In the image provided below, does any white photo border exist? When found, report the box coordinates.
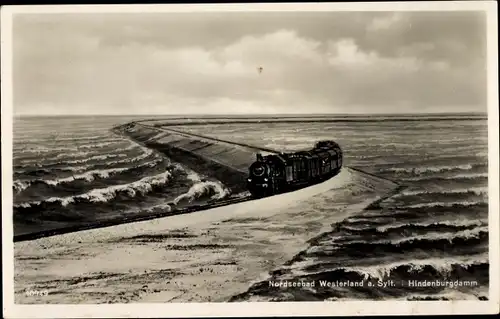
[2,1,498,317]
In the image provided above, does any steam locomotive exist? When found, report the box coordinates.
[246,140,343,198]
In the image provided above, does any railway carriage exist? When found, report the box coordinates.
[246,140,343,197]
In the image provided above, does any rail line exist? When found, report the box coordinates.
[135,121,280,154]
[13,196,253,242]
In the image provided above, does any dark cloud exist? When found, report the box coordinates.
[12,11,488,115]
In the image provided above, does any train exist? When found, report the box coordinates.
[246,140,343,198]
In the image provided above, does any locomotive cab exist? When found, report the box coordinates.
[247,159,271,198]
[247,153,286,198]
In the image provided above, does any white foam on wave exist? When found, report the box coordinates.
[403,287,488,301]
[407,200,486,209]
[381,164,476,174]
[375,219,487,232]
[53,142,139,160]
[15,144,156,174]
[14,146,78,155]
[15,135,115,145]
[13,180,30,193]
[348,253,488,280]
[397,187,488,197]
[14,168,129,191]
[13,165,92,176]
[285,253,488,280]
[344,217,379,224]
[388,226,488,245]
[54,150,109,160]
[172,169,230,205]
[329,225,488,249]
[60,153,129,165]
[14,167,132,192]
[52,135,117,142]
[173,181,231,205]
[149,203,172,213]
[16,151,129,167]
[103,147,155,166]
[14,161,162,192]
[19,169,178,207]
[44,167,133,185]
[405,172,488,181]
[78,141,126,150]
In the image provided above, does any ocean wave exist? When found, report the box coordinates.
[173,180,230,205]
[350,141,476,150]
[379,164,479,174]
[397,187,487,197]
[359,202,488,221]
[53,150,115,160]
[13,180,30,193]
[385,189,487,208]
[14,146,79,155]
[403,173,488,181]
[303,227,489,260]
[13,160,164,197]
[16,169,177,208]
[338,219,487,235]
[364,156,488,172]
[346,140,487,153]
[49,142,139,160]
[338,226,488,249]
[14,140,131,157]
[343,254,488,281]
[13,166,93,179]
[144,202,172,213]
[14,135,119,146]
[14,147,158,179]
[14,167,131,191]
[343,217,389,225]
[57,153,130,165]
[406,201,487,209]
[405,293,485,301]
[238,257,489,301]
[401,175,488,189]
[104,147,155,166]
[78,141,128,150]
[14,152,130,168]
[288,252,488,282]
[374,219,487,233]
[45,135,114,142]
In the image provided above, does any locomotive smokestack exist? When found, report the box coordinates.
[256,153,263,161]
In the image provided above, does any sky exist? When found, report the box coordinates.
[12,10,487,115]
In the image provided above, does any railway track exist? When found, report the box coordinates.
[13,195,253,242]
[135,121,280,154]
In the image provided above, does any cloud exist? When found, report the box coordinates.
[367,12,404,31]
[12,11,487,115]
[221,30,323,65]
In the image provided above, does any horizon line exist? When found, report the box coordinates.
[13,111,488,117]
